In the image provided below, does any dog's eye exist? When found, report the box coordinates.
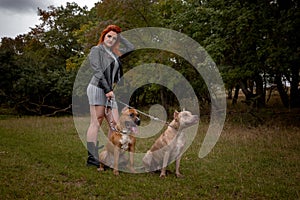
[129,113,134,118]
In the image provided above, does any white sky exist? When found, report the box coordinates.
[0,0,100,38]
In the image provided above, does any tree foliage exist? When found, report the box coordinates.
[0,0,299,115]
[0,3,89,115]
[162,0,299,108]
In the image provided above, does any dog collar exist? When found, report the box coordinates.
[168,124,179,131]
[111,126,127,134]
[120,129,129,134]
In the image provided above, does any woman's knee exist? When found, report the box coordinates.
[97,115,105,124]
[90,106,105,123]
[89,119,100,129]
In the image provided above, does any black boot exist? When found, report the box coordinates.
[86,142,101,168]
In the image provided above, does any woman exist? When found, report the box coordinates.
[86,25,134,167]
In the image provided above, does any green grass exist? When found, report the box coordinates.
[0,115,299,199]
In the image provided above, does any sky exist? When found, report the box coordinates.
[0,0,100,39]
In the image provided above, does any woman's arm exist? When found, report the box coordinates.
[119,34,135,57]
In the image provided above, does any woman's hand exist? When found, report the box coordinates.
[106,91,115,100]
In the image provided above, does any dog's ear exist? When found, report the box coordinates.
[174,110,179,120]
[121,107,129,113]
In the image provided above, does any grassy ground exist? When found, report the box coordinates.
[0,111,299,199]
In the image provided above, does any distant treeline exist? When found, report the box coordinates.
[0,0,299,115]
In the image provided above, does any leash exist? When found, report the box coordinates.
[115,99,170,126]
[105,98,136,134]
[105,99,132,150]
[105,98,176,132]
[105,99,119,133]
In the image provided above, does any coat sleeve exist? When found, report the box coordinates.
[119,35,135,57]
[88,46,112,94]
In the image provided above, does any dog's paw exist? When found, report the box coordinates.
[159,174,166,178]
[113,170,119,176]
[176,173,184,178]
[129,168,137,174]
[97,167,104,172]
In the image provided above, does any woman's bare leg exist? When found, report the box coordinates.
[86,105,106,167]
[86,105,105,144]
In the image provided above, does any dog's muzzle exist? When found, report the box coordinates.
[125,116,140,134]
[129,113,141,126]
[135,117,141,126]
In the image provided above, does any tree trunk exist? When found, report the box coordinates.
[160,87,167,109]
[232,84,240,105]
[275,74,289,108]
[239,79,253,101]
[228,87,233,100]
[290,65,300,108]
[254,75,265,108]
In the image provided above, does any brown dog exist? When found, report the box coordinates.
[143,110,199,178]
[99,107,140,175]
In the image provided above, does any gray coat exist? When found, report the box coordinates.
[88,36,134,94]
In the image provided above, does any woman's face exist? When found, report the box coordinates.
[103,31,118,48]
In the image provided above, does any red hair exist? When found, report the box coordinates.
[97,25,122,56]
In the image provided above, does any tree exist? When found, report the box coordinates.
[2,0,299,115]
[165,0,300,108]
[0,3,90,115]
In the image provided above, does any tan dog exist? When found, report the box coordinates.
[143,110,199,178]
[99,107,140,175]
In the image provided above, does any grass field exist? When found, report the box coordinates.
[0,110,299,199]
